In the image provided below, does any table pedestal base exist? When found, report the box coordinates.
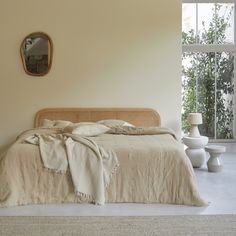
[207,157,222,172]
[185,148,206,168]
[205,145,226,172]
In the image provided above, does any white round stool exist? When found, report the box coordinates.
[182,136,208,168]
[205,145,226,172]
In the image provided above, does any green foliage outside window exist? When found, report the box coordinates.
[182,4,234,139]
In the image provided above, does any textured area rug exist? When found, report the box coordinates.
[0,215,236,236]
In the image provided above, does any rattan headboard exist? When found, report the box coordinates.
[34,108,161,128]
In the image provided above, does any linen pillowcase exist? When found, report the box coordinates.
[64,122,110,136]
[41,119,55,128]
[54,120,72,128]
[41,119,72,128]
[97,119,134,128]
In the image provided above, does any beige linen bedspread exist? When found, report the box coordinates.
[0,127,207,207]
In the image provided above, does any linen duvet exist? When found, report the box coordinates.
[0,126,207,207]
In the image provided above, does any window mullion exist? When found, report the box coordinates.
[196,3,199,111]
[196,3,199,44]
[183,0,236,3]
[214,4,217,139]
[214,53,217,139]
[182,44,236,52]
[234,3,236,140]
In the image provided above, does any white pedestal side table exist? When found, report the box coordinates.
[182,136,209,168]
[205,145,226,172]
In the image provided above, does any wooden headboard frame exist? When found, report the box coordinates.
[34,108,161,128]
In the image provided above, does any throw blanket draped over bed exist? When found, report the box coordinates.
[22,128,119,205]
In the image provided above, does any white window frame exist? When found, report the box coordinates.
[182,0,236,142]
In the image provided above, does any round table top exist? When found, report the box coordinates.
[182,136,209,149]
[182,135,209,141]
[205,145,226,153]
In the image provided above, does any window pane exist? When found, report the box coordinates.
[182,52,197,134]
[198,3,215,44]
[196,52,216,138]
[182,3,196,44]
[182,51,235,140]
[216,52,234,139]
[216,4,234,44]
[182,52,217,138]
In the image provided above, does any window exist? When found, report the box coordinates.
[182,1,235,140]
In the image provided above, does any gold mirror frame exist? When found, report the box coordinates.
[20,32,53,76]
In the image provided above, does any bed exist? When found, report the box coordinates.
[0,108,207,207]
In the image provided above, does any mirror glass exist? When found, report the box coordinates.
[20,32,53,76]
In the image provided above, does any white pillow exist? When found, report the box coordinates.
[41,119,72,128]
[41,119,55,127]
[97,119,134,127]
[64,122,110,136]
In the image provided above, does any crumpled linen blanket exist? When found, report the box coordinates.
[24,128,119,205]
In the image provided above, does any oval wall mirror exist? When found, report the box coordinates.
[20,32,53,76]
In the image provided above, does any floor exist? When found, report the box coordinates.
[0,143,235,216]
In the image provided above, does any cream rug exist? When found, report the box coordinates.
[0,215,236,236]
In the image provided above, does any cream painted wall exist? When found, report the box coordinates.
[0,0,181,153]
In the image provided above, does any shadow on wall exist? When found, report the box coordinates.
[168,120,181,140]
[0,142,14,157]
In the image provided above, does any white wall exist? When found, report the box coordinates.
[0,0,181,153]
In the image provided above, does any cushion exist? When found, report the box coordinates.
[97,119,134,128]
[41,119,72,128]
[54,120,72,128]
[41,119,55,128]
[64,122,110,136]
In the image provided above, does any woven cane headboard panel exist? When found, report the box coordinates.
[35,108,161,128]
